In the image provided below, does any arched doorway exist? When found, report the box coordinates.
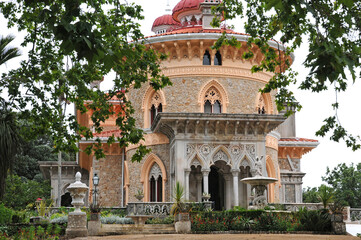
[209,161,231,210]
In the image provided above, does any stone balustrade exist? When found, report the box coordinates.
[269,203,324,211]
[127,202,212,217]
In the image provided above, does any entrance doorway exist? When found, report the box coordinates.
[209,161,231,210]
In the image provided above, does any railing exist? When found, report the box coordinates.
[126,202,213,217]
[269,203,324,211]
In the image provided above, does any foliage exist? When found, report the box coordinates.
[89,203,101,213]
[35,198,54,218]
[0,224,64,239]
[213,0,361,150]
[1,174,51,210]
[317,184,334,209]
[229,216,252,231]
[0,105,21,200]
[0,35,20,66]
[0,204,13,225]
[50,215,68,224]
[145,216,174,224]
[303,187,320,203]
[297,208,332,232]
[100,216,133,224]
[0,0,171,163]
[253,212,288,231]
[191,214,228,232]
[323,162,361,207]
[170,182,188,215]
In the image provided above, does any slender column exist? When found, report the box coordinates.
[224,174,232,209]
[202,169,210,194]
[232,169,240,207]
[196,174,203,202]
[185,168,191,200]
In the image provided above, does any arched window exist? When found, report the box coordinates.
[203,87,222,113]
[214,50,222,65]
[150,93,163,126]
[203,50,211,65]
[149,163,163,202]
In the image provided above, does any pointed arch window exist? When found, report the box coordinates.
[214,50,222,65]
[150,93,163,126]
[204,87,222,113]
[203,50,211,65]
[149,163,163,202]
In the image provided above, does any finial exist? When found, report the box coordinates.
[165,0,171,12]
[75,172,81,182]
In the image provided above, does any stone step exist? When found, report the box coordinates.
[99,224,176,235]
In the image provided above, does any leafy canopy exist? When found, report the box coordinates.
[0,0,171,161]
[323,162,361,208]
[213,0,361,150]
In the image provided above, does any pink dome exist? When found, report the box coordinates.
[152,14,179,29]
[172,0,205,22]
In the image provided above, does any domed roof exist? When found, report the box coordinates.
[172,0,204,22]
[152,14,179,29]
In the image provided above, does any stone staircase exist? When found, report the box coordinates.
[98,224,176,235]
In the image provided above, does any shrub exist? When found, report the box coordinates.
[100,216,133,224]
[253,212,288,231]
[0,204,13,225]
[146,216,174,224]
[298,208,332,232]
[229,216,252,231]
[50,215,68,224]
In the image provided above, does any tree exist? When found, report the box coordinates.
[0,1,171,162]
[213,0,361,150]
[0,35,20,66]
[0,35,21,200]
[317,184,334,209]
[322,162,361,207]
[303,186,319,203]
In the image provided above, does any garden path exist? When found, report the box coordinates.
[74,233,359,240]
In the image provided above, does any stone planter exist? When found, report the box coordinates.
[174,213,191,234]
[202,196,211,202]
[135,194,144,201]
[90,212,100,221]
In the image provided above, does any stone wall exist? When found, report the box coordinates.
[94,155,123,207]
[126,144,170,203]
[127,76,275,128]
[266,146,280,203]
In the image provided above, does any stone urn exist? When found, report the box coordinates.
[66,172,89,238]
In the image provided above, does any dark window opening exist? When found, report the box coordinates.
[150,105,156,125]
[214,51,222,65]
[213,100,221,113]
[150,176,156,202]
[204,100,212,113]
[203,50,211,65]
[157,176,162,202]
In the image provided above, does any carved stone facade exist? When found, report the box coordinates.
[40,0,318,208]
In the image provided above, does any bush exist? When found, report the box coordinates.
[253,212,288,231]
[229,216,252,231]
[298,208,332,232]
[0,204,13,225]
[100,216,133,224]
[146,216,174,224]
[50,215,68,224]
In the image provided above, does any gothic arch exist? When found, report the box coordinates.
[140,153,167,202]
[198,80,229,113]
[266,155,277,203]
[124,161,130,205]
[142,86,167,128]
[236,153,255,169]
[188,154,206,169]
[255,92,273,114]
[210,146,232,167]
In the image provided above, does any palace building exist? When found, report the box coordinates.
[40,0,319,210]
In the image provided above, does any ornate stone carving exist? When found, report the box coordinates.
[191,158,202,168]
[240,159,250,168]
[213,150,228,163]
[200,144,211,155]
[149,163,162,180]
[230,145,241,155]
[150,92,162,109]
[246,144,256,159]
[186,144,195,156]
[204,87,221,104]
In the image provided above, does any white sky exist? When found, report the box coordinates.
[1,0,360,188]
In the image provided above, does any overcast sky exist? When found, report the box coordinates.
[1,0,360,188]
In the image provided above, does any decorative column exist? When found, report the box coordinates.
[185,168,191,200]
[231,169,240,207]
[202,169,210,194]
[66,172,89,238]
[196,174,203,202]
[224,174,232,209]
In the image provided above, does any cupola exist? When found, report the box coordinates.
[172,0,204,27]
[152,14,180,34]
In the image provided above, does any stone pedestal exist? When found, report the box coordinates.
[174,213,191,234]
[66,212,88,238]
[331,213,346,234]
[88,219,101,236]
